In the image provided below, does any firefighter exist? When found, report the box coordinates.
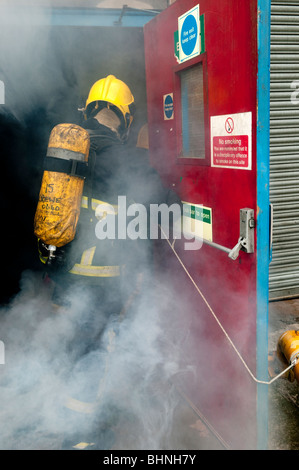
[38,77,136,292]
[38,75,179,319]
[36,75,181,448]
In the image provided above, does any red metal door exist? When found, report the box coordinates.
[144,0,270,450]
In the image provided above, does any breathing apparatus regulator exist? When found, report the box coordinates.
[34,75,134,265]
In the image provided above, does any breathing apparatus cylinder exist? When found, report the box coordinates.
[277,330,299,383]
[34,123,90,254]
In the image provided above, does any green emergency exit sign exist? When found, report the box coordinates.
[182,202,213,242]
[183,204,211,224]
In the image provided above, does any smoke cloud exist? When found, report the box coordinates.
[0,4,65,122]
[0,262,197,450]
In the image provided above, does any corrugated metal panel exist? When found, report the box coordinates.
[270,0,299,299]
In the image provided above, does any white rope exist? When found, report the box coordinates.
[162,230,298,386]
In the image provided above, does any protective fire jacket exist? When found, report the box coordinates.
[40,118,181,301]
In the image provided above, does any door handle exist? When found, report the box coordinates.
[228,209,255,260]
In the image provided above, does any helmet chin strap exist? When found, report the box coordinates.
[120,127,130,143]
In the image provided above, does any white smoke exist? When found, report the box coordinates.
[0,266,195,450]
[0,3,64,122]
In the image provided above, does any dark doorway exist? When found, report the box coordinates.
[0,23,147,304]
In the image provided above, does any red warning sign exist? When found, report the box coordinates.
[212,135,249,168]
[210,112,252,170]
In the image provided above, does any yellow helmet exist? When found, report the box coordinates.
[84,75,135,129]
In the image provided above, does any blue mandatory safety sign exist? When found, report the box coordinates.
[181,14,198,56]
[164,93,174,120]
[178,4,200,63]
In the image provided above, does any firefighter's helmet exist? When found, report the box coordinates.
[84,75,135,130]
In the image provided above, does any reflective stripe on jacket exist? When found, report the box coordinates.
[68,197,121,278]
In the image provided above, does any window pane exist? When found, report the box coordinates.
[180,63,205,159]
